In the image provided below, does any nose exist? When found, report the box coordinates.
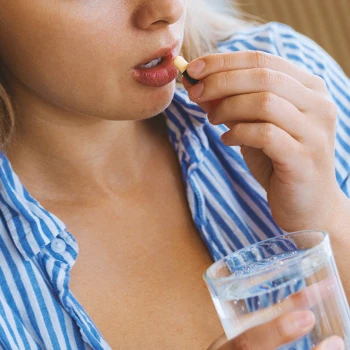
[134,0,185,30]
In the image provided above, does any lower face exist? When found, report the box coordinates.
[0,1,187,122]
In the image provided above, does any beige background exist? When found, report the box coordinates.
[234,0,350,76]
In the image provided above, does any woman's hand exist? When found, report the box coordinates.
[207,279,344,349]
[208,312,344,350]
[208,279,344,350]
[183,51,348,232]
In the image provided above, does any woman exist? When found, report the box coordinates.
[0,0,348,349]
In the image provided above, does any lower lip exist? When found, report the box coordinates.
[132,53,178,88]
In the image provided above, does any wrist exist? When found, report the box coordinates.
[322,188,350,298]
[323,188,350,237]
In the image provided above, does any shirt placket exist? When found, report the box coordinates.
[36,230,111,350]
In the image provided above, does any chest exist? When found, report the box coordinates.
[67,206,223,349]
[45,163,224,349]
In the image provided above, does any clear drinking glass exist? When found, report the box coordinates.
[203,230,350,349]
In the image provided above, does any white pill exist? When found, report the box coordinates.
[173,56,188,74]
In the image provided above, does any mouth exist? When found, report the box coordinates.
[138,57,164,69]
[135,40,180,69]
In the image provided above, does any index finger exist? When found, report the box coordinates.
[186,51,321,91]
[236,278,335,333]
[217,310,315,350]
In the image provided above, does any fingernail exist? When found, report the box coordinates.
[189,81,204,100]
[294,310,315,330]
[323,336,344,350]
[187,59,206,77]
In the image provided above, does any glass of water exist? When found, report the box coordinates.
[203,230,350,349]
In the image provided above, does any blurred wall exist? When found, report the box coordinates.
[236,0,350,76]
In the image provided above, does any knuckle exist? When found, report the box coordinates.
[248,51,258,67]
[232,124,242,138]
[274,319,291,342]
[260,123,275,145]
[258,68,277,90]
[257,92,276,116]
[218,53,233,71]
[253,51,272,68]
[312,75,328,91]
[323,99,338,122]
[217,72,229,91]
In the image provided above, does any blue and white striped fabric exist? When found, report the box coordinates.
[0,22,349,349]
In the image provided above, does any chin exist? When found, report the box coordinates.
[137,82,176,119]
[75,81,177,122]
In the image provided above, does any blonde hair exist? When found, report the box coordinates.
[0,0,257,150]
[181,0,257,63]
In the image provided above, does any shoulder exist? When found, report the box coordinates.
[217,21,288,55]
[219,22,349,82]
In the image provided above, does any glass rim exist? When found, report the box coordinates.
[203,230,329,285]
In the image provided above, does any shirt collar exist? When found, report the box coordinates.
[0,88,208,261]
[165,87,209,168]
[0,153,66,261]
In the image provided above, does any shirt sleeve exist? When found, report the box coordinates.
[271,22,350,192]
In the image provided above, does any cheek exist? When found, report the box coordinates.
[0,3,136,118]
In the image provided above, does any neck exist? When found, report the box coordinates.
[6,96,169,203]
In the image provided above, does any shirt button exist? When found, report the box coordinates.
[51,238,67,253]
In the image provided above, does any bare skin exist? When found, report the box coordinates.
[36,116,224,348]
[0,0,226,348]
[0,0,349,349]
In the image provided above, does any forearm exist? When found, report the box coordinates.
[324,191,350,301]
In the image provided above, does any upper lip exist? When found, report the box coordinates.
[135,39,180,67]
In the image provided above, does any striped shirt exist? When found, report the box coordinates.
[0,22,349,349]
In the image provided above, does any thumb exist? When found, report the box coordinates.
[181,76,223,115]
